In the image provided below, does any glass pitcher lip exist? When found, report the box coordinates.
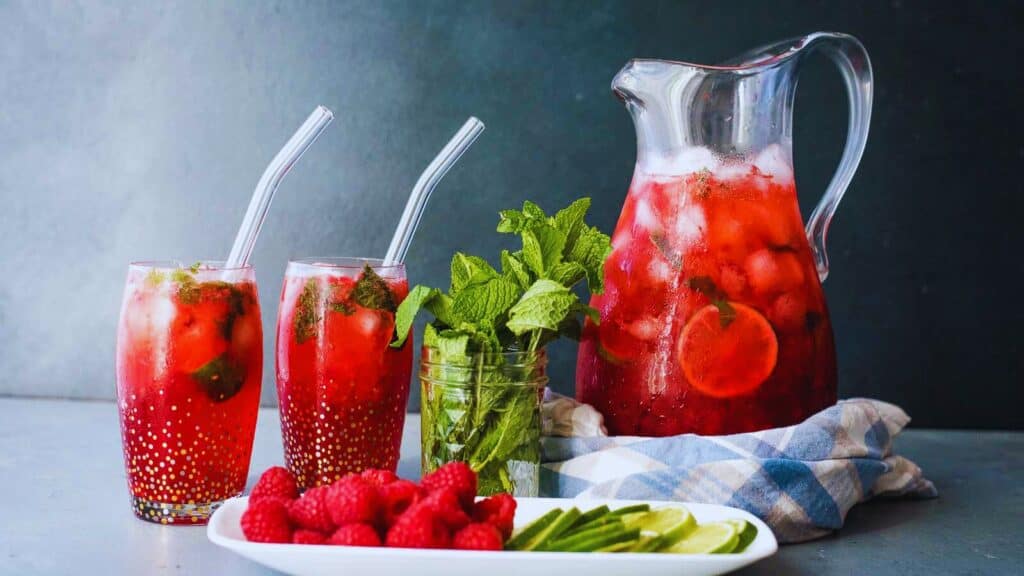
[622,32,847,74]
[625,54,794,73]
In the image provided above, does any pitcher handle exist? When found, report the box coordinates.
[800,33,873,281]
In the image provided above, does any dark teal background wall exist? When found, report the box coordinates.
[0,1,1020,428]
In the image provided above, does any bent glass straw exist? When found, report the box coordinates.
[384,117,485,265]
[226,106,334,268]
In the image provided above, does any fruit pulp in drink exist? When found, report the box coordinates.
[116,263,262,523]
[577,154,837,436]
[276,260,412,489]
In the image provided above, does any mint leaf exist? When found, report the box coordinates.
[497,200,548,235]
[469,384,535,470]
[145,269,166,287]
[418,198,612,496]
[330,300,355,315]
[387,198,611,359]
[450,253,498,295]
[506,279,579,336]
[435,329,471,362]
[553,197,591,253]
[547,261,587,288]
[422,322,440,348]
[352,264,397,312]
[171,269,201,304]
[425,292,460,327]
[391,285,438,348]
[522,223,566,276]
[686,276,736,327]
[294,279,322,344]
[192,355,245,402]
[523,200,547,220]
[468,382,540,495]
[452,276,521,324]
[573,301,601,324]
[686,276,723,299]
[651,232,682,269]
[497,209,528,234]
[501,250,532,290]
[566,225,612,294]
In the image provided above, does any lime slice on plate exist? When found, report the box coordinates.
[621,507,693,533]
[665,521,739,554]
[725,519,758,553]
[620,507,698,551]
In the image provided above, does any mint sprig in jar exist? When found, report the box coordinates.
[390,198,611,496]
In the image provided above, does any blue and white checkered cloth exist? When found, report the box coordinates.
[539,394,937,543]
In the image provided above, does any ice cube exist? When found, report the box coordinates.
[633,198,661,233]
[626,316,661,342]
[149,293,176,336]
[673,204,706,244]
[753,144,794,184]
[355,309,382,336]
[639,147,719,177]
[716,160,751,182]
[648,256,673,284]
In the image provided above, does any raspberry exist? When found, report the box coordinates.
[241,499,292,543]
[249,466,299,504]
[360,468,399,487]
[385,503,452,549]
[328,523,382,547]
[421,487,470,531]
[326,476,380,527]
[472,493,517,539]
[286,486,335,533]
[292,529,327,545]
[420,462,477,510]
[379,479,423,526]
[453,523,503,551]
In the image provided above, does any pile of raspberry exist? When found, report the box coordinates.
[240,462,517,551]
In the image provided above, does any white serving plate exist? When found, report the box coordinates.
[208,496,777,576]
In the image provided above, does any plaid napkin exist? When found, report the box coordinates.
[539,393,937,543]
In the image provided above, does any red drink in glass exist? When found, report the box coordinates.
[276,258,412,489]
[577,154,837,436]
[115,262,262,524]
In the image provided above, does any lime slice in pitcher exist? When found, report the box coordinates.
[664,521,739,554]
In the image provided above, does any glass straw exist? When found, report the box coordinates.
[226,106,335,268]
[384,117,485,264]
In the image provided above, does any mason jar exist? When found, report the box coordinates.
[420,347,548,496]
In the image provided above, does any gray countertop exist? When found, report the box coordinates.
[0,397,1020,575]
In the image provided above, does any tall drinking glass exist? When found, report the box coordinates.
[115,261,262,524]
[276,258,412,489]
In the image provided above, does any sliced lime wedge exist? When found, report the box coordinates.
[619,507,698,551]
[570,505,610,530]
[596,540,636,553]
[505,508,562,550]
[518,507,581,551]
[665,522,739,554]
[725,519,758,553]
[622,507,695,534]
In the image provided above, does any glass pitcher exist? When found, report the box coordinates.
[576,32,872,436]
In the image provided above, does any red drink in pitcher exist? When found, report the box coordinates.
[276,258,412,489]
[116,262,262,523]
[579,36,872,436]
[577,148,837,436]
